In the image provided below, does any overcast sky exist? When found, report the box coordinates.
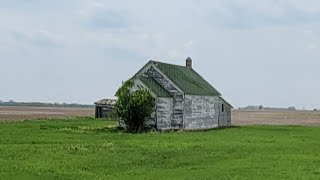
[1,0,320,108]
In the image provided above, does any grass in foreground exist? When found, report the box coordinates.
[0,117,320,179]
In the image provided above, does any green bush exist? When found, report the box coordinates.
[114,80,155,133]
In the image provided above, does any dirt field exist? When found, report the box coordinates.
[0,106,94,122]
[1,106,320,126]
[232,109,320,126]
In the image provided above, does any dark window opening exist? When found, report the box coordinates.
[222,104,224,112]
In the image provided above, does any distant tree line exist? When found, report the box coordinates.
[0,100,94,108]
[240,105,296,111]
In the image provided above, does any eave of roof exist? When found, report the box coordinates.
[219,97,233,108]
[95,99,116,105]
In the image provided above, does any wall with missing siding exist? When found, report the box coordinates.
[156,97,173,130]
[184,95,219,130]
[145,66,184,129]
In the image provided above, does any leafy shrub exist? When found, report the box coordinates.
[114,80,155,133]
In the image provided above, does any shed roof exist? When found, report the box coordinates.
[95,99,116,105]
[219,97,233,108]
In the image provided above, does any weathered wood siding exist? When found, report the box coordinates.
[145,111,156,128]
[217,99,232,127]
[95,105,113,118]
[145,66,184,129]
[156,97,173,130]
[184,95,219,130]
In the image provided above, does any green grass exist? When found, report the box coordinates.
[0,118,320,180]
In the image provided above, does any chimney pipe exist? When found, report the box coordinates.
[186,57,192,68]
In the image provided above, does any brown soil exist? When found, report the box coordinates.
[232,109,320,126]
[1,106,320,126]
[0,106,94,122]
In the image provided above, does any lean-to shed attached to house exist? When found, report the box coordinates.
[94,99,116,118]
[127,57,232,130]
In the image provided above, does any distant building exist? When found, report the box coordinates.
[94,99,116,118]
[122,57,233,130]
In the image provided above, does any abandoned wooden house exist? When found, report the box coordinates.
[126,57,232,130]
[94,99,116,118]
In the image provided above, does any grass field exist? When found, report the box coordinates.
[1,118,320,179]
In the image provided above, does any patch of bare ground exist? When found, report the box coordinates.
[2,106,320,126]
[232,109,320,126]
[0,106,94,122]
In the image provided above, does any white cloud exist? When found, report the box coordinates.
[92,1,104,8]
[184,40,194,49]
[308,44,317,49]
[303,29,313,35]
[77,0,106,16]
[290,0,320,13]
[168,50,183,59]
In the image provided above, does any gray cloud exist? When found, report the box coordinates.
[207,0,320,29]
[86,11,128,29]
[11,30,62,48]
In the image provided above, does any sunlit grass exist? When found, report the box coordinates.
[0,118,319,179]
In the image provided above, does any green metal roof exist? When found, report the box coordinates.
[138,76,171,97]
[153,61,221,96]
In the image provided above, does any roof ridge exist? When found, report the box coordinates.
[152,60,221,96]
[133,59,222,97]
[150,60,186,68]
